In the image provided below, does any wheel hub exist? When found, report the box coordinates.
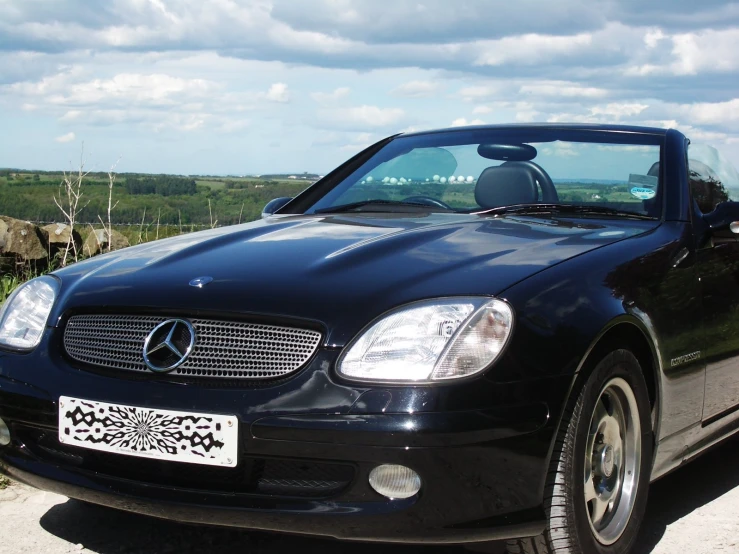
[600,444,615,478]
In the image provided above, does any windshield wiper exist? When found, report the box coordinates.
[476,203,657,221]
[314,199,451,214]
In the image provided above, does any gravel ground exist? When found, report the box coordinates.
[2,439,739,554]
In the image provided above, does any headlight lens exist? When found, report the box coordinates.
[338,297,513,383]
[0,276,59,351]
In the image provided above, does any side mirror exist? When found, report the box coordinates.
[704,201,739,243]
[261,197,293,218]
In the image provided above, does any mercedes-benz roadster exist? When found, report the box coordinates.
[2,124,739,554]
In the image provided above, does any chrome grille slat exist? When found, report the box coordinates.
[64,315,322,380]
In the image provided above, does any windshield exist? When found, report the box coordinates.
[304,129,664,218]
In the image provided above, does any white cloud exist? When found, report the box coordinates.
[340,132,376,152]
[263,82,290,103]
[451,118,485,127]
[639,119,680,130]
[680,99,739,125]
[155,113,208,132]
[623,64,661,76]
[55,131,75,143]
[391,80,441,98]
[623,28,739,77]
[8,70,215,107]
[644,28,666,48]
[474,32,592,66]
[590,103,649,118]
[318,105,407,130]
[540,143,581,157]
[468,100,542,123]
[310,131,344,146]
[82,74,204,104]
[515,109,540,123]
[670,29,739,75]
[311,87,350,104]
[0,65,292,133]
[59,110,82,121]
[458,86,498,102]
[519,82,608,98]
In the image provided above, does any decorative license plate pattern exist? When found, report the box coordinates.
[58,396,239,467]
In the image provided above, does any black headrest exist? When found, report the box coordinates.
[475,165,538,209]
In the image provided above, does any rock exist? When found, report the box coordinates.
[83,228,130,257]
[0,216,50,262]
[42,223,82,252]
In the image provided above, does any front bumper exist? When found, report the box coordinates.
[0,348,569,544]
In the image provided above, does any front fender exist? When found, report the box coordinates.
[496,221,702,477]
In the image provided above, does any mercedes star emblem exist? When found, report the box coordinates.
[143,319,196,372]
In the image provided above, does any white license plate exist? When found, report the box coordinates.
[58,396,239,467]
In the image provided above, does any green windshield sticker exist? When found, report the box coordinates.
[628,174,657,200]
[630,187,657,200]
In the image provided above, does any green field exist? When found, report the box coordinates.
[0,170,312,227]
[195,179,227,190]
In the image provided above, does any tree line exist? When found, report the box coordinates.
[124,175,198,196]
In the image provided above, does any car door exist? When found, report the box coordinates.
[691,144,739,421]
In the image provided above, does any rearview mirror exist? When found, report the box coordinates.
[704,201,739,242]
[262,197,293,218]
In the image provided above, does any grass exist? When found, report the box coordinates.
[195,180,227,190]
[1,273,22,304]
[1,266,53,304]
[0,475,10,490]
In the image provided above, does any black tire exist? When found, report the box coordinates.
[507,350,653,554]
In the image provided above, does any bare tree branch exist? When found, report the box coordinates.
[52,143,91,266]
[104,158,121,253]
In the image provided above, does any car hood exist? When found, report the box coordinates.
[53,213,657,345]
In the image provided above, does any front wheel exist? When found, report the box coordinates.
[508,349,653,554]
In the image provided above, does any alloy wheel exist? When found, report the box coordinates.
[584,377,642,545]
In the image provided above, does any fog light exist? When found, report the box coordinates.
[369,464,421,499]
[0,418,10,447]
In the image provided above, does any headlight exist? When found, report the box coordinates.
[338,297,513,383]
[0,276,59,351]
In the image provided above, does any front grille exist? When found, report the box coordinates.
[64,315,322,380]
[18,426,354,498]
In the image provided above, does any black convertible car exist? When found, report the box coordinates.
[2,124,739,554]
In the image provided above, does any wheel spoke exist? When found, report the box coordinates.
[587,399,609,461]
[613,442,623,469]
[584,475,598,503]
[586,431,598,467]
[593,399,609,431]
[602,414,621,443]
[591,494,610,528]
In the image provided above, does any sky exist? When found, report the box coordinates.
[1,0,738,176]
